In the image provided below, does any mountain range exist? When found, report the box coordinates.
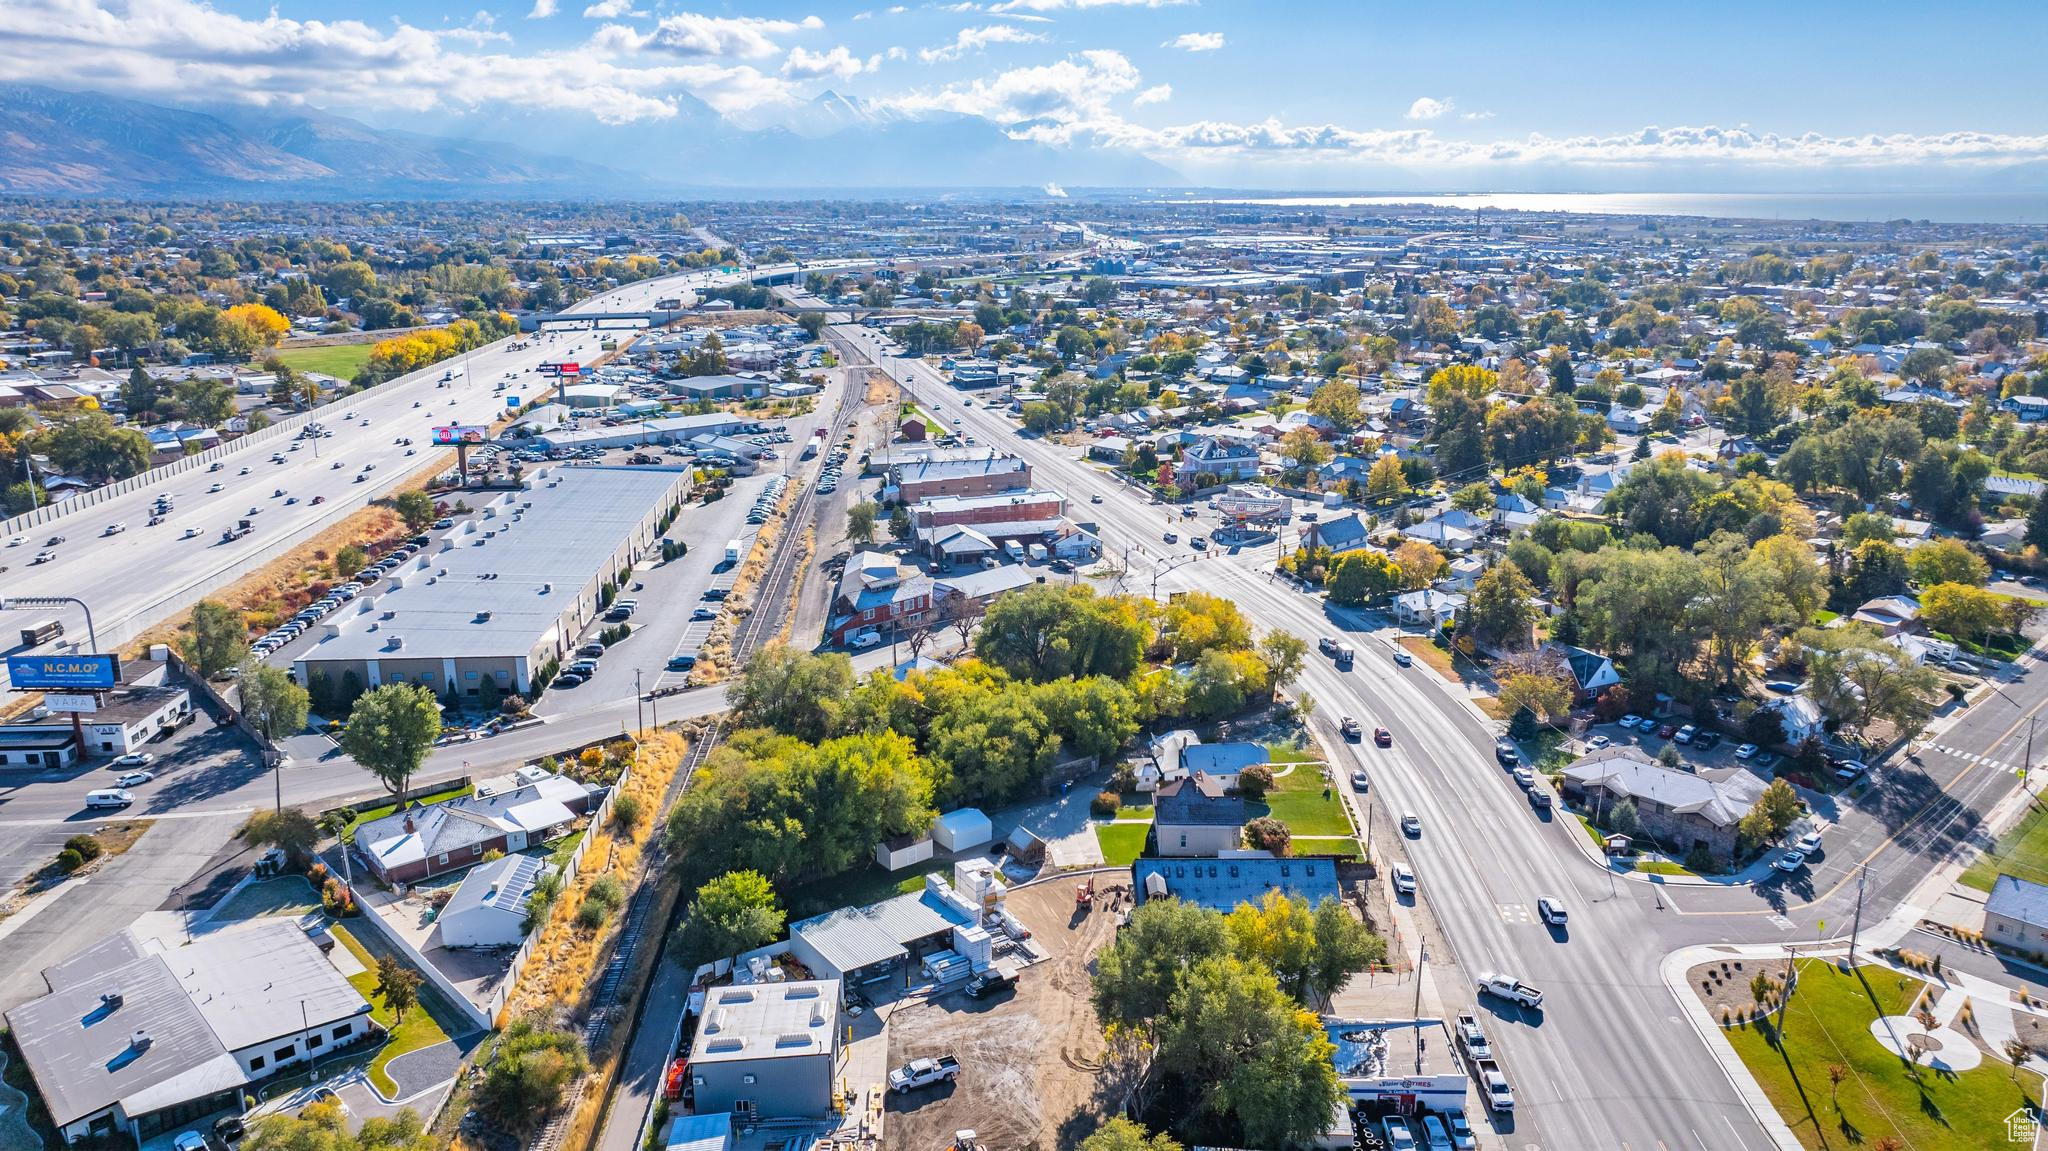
[0,85,1177,197]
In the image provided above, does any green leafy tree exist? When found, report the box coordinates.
[121,366,159,419]
[181,600,248,676]
[38,410,152,482]
[1158,956,1343,1149]
[1364,454,1409,502]
[1465,562,1538,648]
[1451,482,1495,514]
[335,543,367,575]
[1094,898,1234,1027]
[1326,550,1401,605]
[240,661,310,741]
[373,955,422,1023]
[1738,778,1804,852]
[391,490,435,532]
[1920,581,2003,642]
[1306,377,1363,433]
[672,870,787,969]
[1256,630,1308,693]
[728,645,856,743]
[338,683,444,800]
[1078,1119,1181,1151]
[974,584,1148,682]
[474,1018,589,1132]
[846,501,879,544]
[172,378,236,426]
[244,808,319,866]
[243,1096,433,1151]
[1906,538,1989,588]
[1801,625,1940,740]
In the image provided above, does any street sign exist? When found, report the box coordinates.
[44,693,98,713]
[7,653,119,690]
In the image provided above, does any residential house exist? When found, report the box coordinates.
[1177,436,1262,489]
[2001,396,2048,422]
[1393,588,1466,630]
[1559,747,1763,864]
[1401,508,1486,552]
[1550,643,1622,700]
[1761,693,1827,746]
[827,550,933,645]
[1152,774,1248,857]
[355,768,598,884]
[1850,595,1920,636]
[435,853,554,949]
[1308,512,1373,556]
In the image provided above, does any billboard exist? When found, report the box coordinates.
[8,653,120,690]
[432,425,490,445]
[541,362,581,377]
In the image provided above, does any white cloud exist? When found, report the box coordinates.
[1133,83,1170,106]
[1462,110,1494,121]
[1164,32,1223,52]
[885,45,907,60]
[918,23,1046,64]
[783,44,876,80]
[580,0,643,17]
[852,9,872,19]
[528,0,556,17]
[639,12,824,59]
[0,0,808,123]
[990,0,1192,11]
[1406,96,1451,121]
[885,49,1142,143]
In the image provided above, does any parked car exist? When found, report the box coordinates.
[113,752,154,768]
[888,1055,960,1093]
[116,770,155,787]
[1618,714,1644,729]
[1674,724,1698,744]
[1772,850,1808,874]
[1734,743,1759,760]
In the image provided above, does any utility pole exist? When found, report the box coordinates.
[634,668,645,735]
[1412,940,1427,1050]
[1848,863,1869,959]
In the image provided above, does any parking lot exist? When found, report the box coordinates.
[882,877,1120,1151]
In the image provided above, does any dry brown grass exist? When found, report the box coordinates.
[863,369,898,406]
[692,479,801,683]
[500,730,688,1023]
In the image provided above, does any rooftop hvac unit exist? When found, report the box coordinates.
[100,989,123,1009]
[129,1029,151,1051]
[381,610,397,621]
[387,636,405,650]
[540,583,552,594]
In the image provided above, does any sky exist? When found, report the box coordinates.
[7,0,2048,190]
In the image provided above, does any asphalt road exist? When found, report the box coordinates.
[844,331,1781,1150]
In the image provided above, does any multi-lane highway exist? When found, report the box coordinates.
[0,267,785,674]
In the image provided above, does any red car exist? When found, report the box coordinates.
[1656,723,1677,739]
[1374,727,1393,747]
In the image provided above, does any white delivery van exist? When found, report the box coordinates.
[85,789,134,810]
[724,538,745,565]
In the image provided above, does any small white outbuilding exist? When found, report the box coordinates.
[436,853,552,948]
[931,808,993,853]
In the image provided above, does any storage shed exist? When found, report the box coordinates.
[436,854,551,948]
[932,808,993,853]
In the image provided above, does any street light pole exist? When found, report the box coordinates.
[634,668,645,735]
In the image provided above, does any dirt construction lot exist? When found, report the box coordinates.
[885,873,1126,1151]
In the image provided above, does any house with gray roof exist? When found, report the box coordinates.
[1560,746,1763,864]
[1153,774,1248,857]
[1132,856,1341,913]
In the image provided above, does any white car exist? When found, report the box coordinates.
[1617,713,1643,729]
[113,752,154,768]
[1391,863,1416,895]
[116,770,155,787]
[1795,830,1824,855]
[1734,743,1759,760]
[1587,734,1611,749]
[1772,850,1807,874]
[1477,971,1544,1009]
[104,522,127,535]
[5,534,23,547]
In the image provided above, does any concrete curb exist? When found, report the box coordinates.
[1660,943,1829,1151]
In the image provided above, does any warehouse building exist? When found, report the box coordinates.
[2,685,192,758]
[291,466,685,701]
[531,412,753,452]
[686,981,840,1119]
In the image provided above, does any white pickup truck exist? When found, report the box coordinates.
[1477,971,1544,1009]
[888,1055,960,1094]
[1456,1012,1516,1111]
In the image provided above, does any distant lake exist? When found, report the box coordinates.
[1188,192,2048,226]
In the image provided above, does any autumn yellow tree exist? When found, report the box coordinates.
[1391,540,1446,590]
[223,303,290,347]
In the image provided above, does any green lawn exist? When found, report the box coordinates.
[1291,835,1363,860]
[1265,743,1321,764]
[1251,766,1354,838]
[546,829,586,869]
[1725,960,2041,1150]
[1096,822,1151,867]
[331,924,456,1098]
[214,875,320,921]
[341,785,473,841]
[271,344,373,380]
[1961,802,2048,893]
